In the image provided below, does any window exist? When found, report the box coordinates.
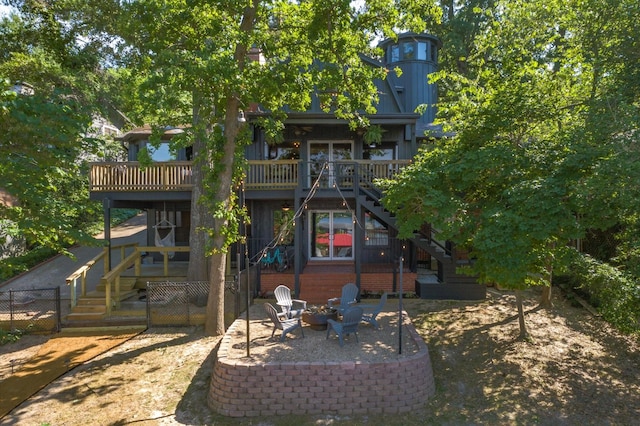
[390,45,400,63]
[365,213,388,246]
[417,42,428,60]
[147,142,175,161]
[363,145,394,161]
[266,143,300,160]
[403,42,416,60]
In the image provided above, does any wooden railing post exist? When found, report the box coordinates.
[105,280,112,315]
[135,255,141,275]
[81,269,87,298]
[68,277,77,308]
[115,276,120,310]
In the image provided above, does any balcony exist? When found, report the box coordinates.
[89,160,410,193]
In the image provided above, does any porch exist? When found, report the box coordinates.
[88,160,410,194]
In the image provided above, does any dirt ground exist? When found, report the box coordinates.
[1,287,639,425]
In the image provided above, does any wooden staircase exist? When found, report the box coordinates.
[64,276,141,325]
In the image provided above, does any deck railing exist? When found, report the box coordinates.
[89,160,410,192]
[90,161,193,192]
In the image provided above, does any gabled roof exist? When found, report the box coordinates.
[116,125,186,143]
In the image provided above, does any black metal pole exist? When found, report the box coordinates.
[240,181,251,358]
[398,255,403,355]
[246,250,251,358]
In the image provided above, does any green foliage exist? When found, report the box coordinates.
[0,209,138,282]
[384,0,640,298]
[566,255,640,334]
[0,327,31,345]
[0,8,112,254]
[0,247,58,281]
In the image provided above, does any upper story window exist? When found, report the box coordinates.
[417,42,428,60]
[388,40,436,63]
[363,143,395,160]
[266,142,300,160]
[403,42,416,60]
[391,45,400,62]
[147,142,176,161]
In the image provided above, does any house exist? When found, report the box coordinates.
[88,32,486,304]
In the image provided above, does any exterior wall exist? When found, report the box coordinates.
[208,310,435,417]
[259,271,418,304]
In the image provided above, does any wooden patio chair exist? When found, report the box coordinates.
[327,283,359,315]
[360,292,387,329]
[263,302,305,342]
[326,306,363,347]
[274,285,307,318]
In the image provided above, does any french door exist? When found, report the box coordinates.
[310,211,353,260]
[308,141,353,188]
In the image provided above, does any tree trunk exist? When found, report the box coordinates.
[540,285,552,307]
[205,250,226,335]
[515,290,530,340]
[202,2,258,336]
[186,133,210,281]
[540,249,555,307]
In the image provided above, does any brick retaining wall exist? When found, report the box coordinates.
[208,311,435,417]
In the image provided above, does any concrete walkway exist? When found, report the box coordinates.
[0,213,147,301]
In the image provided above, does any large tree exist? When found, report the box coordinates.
[99,0,441,335]
[383,0,640,339]
[0,7,108,255]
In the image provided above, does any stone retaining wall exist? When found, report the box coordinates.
[208,311,435,417]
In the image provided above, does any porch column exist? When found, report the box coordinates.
[293,196,302,298]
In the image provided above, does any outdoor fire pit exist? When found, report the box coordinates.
[301,306,338,330]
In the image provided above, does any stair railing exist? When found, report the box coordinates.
[101,246,190,314]
[354,163,453,260]
[66,242,139,309]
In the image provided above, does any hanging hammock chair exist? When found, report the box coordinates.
[154,218,175,259]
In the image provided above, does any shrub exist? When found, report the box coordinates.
[0,326,32,345]
[0,247,57,281]
[0,209,139,282]
[568,254,640,334]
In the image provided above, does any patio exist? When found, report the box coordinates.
[208,299,435,417]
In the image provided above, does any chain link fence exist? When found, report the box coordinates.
[0,288,61,333]
[146,281,209,327]
[146,265,259,328]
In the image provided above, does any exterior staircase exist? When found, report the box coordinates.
[64,277,145,326]
[63,269,193,327]
[356,173,485,300]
